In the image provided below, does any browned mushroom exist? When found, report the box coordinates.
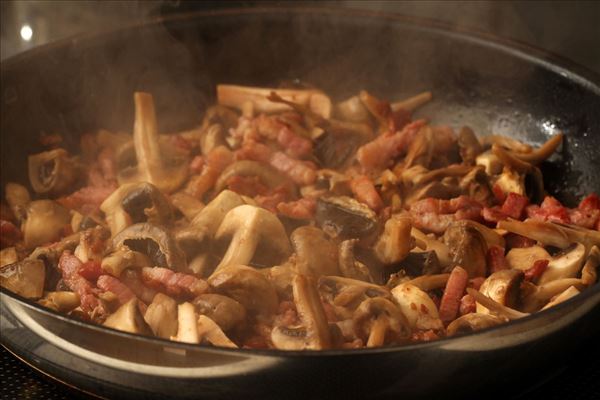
[38,291,80,313]
[290,226,340,277]
[143,293,178,339]
[103,298,151,335]
[476,269,524,314]
[315,196,379,241]
[498,219,600,250]
[374,215,414,265]
[353,297,410,347]
[22,200,71,249]
[197,315,238,348]
[0,259,45,298]
[391,283,443,331]
[5,183,31,222]
[457,126,482,165]
[28,149,81,195]
[338,239,374,282]
[391,91,432,113]
[446,313,506,336]
[442,221,488,277]
[193,293,246,332]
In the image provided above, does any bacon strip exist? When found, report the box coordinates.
[277,126,313,159]
[186,146,233,199]
[459,294,476,316]
[0,220,22,248]
[487,245,507,274]
[439,266,469,323]
[269,151,317,186]
[58,252,106,317]
[97,275,135,305]
[57,185,116,215]
[277,197,316,220]
[350,175,384,211]
[410,196,483,234]
[524,259,549,282]
[141,267,209,298]
[78,260,103,282]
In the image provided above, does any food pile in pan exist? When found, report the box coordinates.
[1,85,599,350]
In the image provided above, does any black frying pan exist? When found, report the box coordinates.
[1,7,599,400]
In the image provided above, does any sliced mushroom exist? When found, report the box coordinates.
[399,251,442,277]
[193,293,246,332]
[457,126,482,165]
[212,205,291,272]
[201,105,240,132]
[172,302,199,343]
[405,273,450,291]
[498,219,600,250]
[520,278,586,312]
[476,151,503,176]
[0,247,19,268]
[446,313,506,336]
[335,95,371,123]
[38,291,80,313]
[200,123,227,156]
[442,222,487,277]
[353,297,410,347]
[112,223,186,272]
[0,259,45,298]
[538,243,586,285]
[541,286,580,310]
[466,288,529,320]
[143,293,178,339]
[262,263,296,299]
[5,182,31,222]
[22,200,71,249]
[411,228,452,268]
[338,239,373,282]
[117,92,188,194]
[374,215,413,265]
[476,269,524,315]
[101,245,151,277]
[101,182,173,236]
[70,211,99,233]
[391,283,443,331]
[511,133,563,164]
[459,166,494,205]
[505,245,552,270]
[391,91,432,113]
[214,160,297,196]
[208,264,279,317]
[170,192,204,221]
[315,196,378,241]
[28,148,80,195]
[581,246,600,286]
[290,226,340,277]
[197,315,238,348]
[74,226,110,263]
[318,275,391,313]
[272,274,331,350]
[217,85,332,119]
[103,298,151,335]
[481,135,533,154]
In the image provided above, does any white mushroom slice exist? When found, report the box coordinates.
[541,286,580,310]
[494,168,525,195]
[353,297,411,347]
[391,283,443,331]
[38,291,80,313]
[74,227,107,263]
[466,288,528,320]
[505,246,552,271]
[5,182,30,222]
[22,200,71,249]
[170,192,204,221]
[476,269,524,315]
[520,278,586,312]
[101,246,151,277]
[144,293,178,339]
[538,243,586,285]
[457,220,505,248]
[476,151,503,176]
[197,315,238,348]
[581,246,600,286]
[406,273,451,291]
[172,302,199,344]
[411,228,452,268]
[0,259,45,299]
[217,84,332,119]
[391,91,432,113]
[213,205,292,272]
[0,247,18,268]
[374,216,414,265]
[103,298,151,335]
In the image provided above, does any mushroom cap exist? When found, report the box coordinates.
[0,259,45,299]
[315,196,379,241]
[213,205,292,271]
[353,297,411,346]
[22,200,71,249]
[505,246,551,271]
[290,226,340,277]
[538,243,586,285]
[476,269,524,314]
[446,313,506,336]
[442,222,488,278]
[193,293,246,332]
[28,148,80,195]
[391,283,443,331]
[112,223,186,272]
[143,293,178,339]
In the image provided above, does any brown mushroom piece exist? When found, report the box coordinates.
[581,245,600,286]
[338,239,374,282]
[520,278,586,312]
[103,298,151,335]
[169,192,204,221]
[399,251,442,277]
[411,227,452,268]
[172,302,199,343]
[208,264,279,317]
[405,273,451,291]
[459,166,494,205]
[28,148,80,195]
[212,205,292,272]
[538,243,586,284]
[335,95,371,123]
[0,259,45,298]
[498,219,600,250]
[117,92,188,194]
[5,182,31,222]
[446,313,506,336]
[481,135,533,154]
[101,182,173,236]
[200,124,227,156]
[315,196,378,241]
[442,222,487,277]
[505,245,552,270]
[353,297,411,347]
[143,293,178,339]
[101,245,151,277]
[466,288,529,320]
[193,293,246,332]
[510,133,563,164]
[38,291,80,313]
[271,274,331,350]
[262,263,296,299]
[374,215,414,265]
[0,247,19,268]
[112,223,186,272]
[457,126,482,165]
[318,275,391,319]
[476,269,524,315]
[214,160,297,196]
[290,226,340,277]
[197,315,238,348]
[476,150,503,176]
[540,286,580,310]
[391,91,433,113]
[391,283,443,331]
[21,200,71,249]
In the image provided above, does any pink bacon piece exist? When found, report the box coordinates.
[141,267,209,299]
[58,252,107,317]
[410,196,483,234]
[350,175,384,211]
[269,151,317,186]
[439,266,469,324]
[97,275,136,305]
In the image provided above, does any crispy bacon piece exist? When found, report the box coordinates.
[526,196,570,224]
[186,146,233,199]
[0,220,22,248]
[97,275,136,305]
[526,195,600,229]
[78,260,103,282]
[410,196,483,234]
[524,259,549,282]
[487,245,507,274]
[57,185,116,215]
[234,139,273,163]
[141,267,209,299]
[356,119,426,171]
[227,175,270,198]
[277,125,313,159]
[439,266,469,323]
[269,151,317,186]
[579,193,600,211]
[189,155,205,174]
[500,193,529,219]
[255,186,290,213]
[58,252,107,317]
[350,175,384,211]
[459,294,476,316]
[277,197,316,220]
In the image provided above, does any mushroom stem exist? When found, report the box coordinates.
[498,219,600,249]
[407,273,450,291]
[293,274,332,350]
[512,133,563,164]
[492,145,532,173]
[466,288,529,320]
[391,91,432,112]
[366,316,389,347]
[134,92,164,178]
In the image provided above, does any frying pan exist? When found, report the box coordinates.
[1,7,599,400]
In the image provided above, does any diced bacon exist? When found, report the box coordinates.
[57,185,116,214]
[277,197,317,220]
[500,193,529,219]
[389,108,411,133]
[227,175,270,198]
[524,259,549,282]
[468,277,485,291]
[356,119,426,171]
[0,220,22,248]
[120,269,157,304]
[491,183,506,204]
[58,252,107,317]
[439,266,469,323]
[505,233,536,249]
[527,196,570,224]
[277,126,313,159]
[487,245,507,274]
[579,193,600,211]
[97,275,135,305]
[234,140,273,163]
[568,209,600,229]
[186,146,233,199]
[459,294,476,316]
[254,186,290,213]
[410,196,483,234]
[482,206,507,224]
[255,114,284,140]
[189,155,205,174]
[350,175,384,211]
[269,151,317,186]
[141,267,209,298]
[410,330,440,342]
[78,260,103,282]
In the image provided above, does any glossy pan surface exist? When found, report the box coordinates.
[1,7,599,400]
